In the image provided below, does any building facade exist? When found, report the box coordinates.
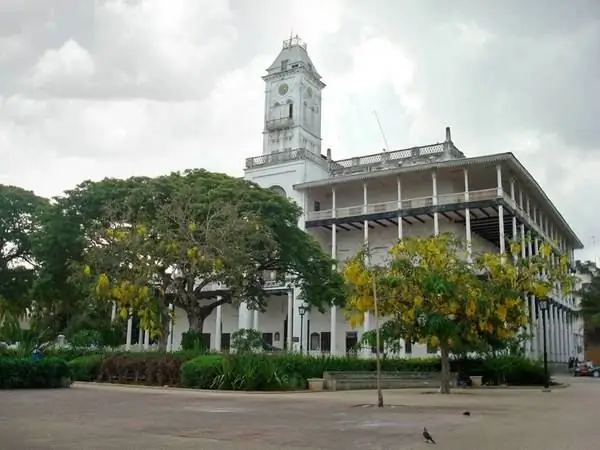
[131,36,584,363]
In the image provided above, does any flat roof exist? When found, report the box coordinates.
[294,152,583,249]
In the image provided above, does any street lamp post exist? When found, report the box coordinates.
[298,304,307,355]
[539,298,550,391]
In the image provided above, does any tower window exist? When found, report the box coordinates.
[288,103,293,119]
[281,59,289,71]
[314,201,321,211]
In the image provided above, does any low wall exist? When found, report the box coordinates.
[322,371,456,391]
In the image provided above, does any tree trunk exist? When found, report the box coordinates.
[157,318,169,352]
[186,310,205,333]
[440,342,452,394]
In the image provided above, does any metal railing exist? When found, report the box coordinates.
[328,143,465,176]
[246,148,328,170]
[306,188,498,221]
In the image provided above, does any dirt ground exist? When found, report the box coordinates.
[1,376,599,449]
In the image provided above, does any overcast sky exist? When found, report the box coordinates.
[0,0,598,259]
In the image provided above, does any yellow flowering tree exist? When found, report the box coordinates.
[344,233,534,394]
[474,235,575,354]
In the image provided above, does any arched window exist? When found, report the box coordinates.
[269,185,286,197]
[310,332,321,351]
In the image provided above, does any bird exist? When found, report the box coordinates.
[463,411,471,416]
[423,427,436,444]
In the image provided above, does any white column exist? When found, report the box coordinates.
[167,303,174,352]
[549,304,556,361]
[287,289,293,351]
[143,330,150,350]
[253,309,259,331]
[237,303,252,329]
[432,170,439,235]
[125,309,133,351]
[138,326,143,348]
[510,180,517,258]
[397,176,403,239]
[215,304,222,352]
[111,301,117,322]
[496,164,503,197]
[464,168,472,261]
[330,187,338,355]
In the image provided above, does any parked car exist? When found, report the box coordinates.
[573,362,600,377]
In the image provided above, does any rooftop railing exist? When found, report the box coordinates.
[329,143,465,177]
[245,148,328,170]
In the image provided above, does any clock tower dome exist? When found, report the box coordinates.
[262,35,325,156]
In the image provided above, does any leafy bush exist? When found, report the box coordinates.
[69,354,104,381]
[181,354,550,391]
[231,329,263,353]
[69,329,102,348]
[479,356,548,386]
[95,352,197,386]
[0,357,71,389]
[181,331,208,352]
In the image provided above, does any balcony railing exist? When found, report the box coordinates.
[265,117,294,131]
[246,148,328,170]
[306,188,497,221]
[328,143,465,177]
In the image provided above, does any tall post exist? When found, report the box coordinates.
[464,168,472,261]
[370,255,383,408]
[541,303,550,391]
[330,187,337,355]
[432,170,439,235]
[363,183,371,335]
[287,288,293,351]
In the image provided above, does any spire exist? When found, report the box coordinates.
[264,34,320,80]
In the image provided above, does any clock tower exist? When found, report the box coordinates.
[262,35,325,156]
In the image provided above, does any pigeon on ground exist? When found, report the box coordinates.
[463,411,471,416]
[423,427,436,444]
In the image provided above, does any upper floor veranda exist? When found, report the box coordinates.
[293,150,582,255]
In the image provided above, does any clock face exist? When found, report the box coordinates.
[306,86,313,98]
[278,83,289,96]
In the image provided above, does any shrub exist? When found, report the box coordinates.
[96,352,196,386]
[231,329,264,353]
[180,353,549,391]
[180,354,224,388]
[69,355,104,381]
[0,357,71,389]
[181,331,208,352]
[480,356,549,386]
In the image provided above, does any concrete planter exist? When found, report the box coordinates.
[307,378,325,391]
[471,376,483,387]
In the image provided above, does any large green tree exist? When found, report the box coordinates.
[85,169,345,337]
[0,184,48,319]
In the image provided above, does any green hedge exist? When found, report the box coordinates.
[69,351,201,386]
[180,354,549,391]
[68,351,550,391]
[0,357,72,389]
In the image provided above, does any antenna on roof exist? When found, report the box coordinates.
[372,110,390,152]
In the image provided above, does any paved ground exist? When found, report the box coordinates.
[0,376,598,449]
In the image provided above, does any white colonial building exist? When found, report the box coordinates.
[129,36,584,363]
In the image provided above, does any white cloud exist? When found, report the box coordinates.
[28,39,95,89]
[0,1,597,259]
